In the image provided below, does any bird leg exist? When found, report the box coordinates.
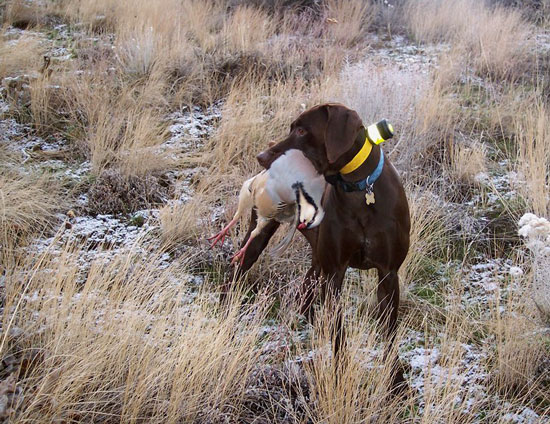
[208,176,256,249]
[207,216,239,249]
[231,216,269,266]
[231,235,255,266]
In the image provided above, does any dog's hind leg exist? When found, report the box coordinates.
[237,212,279,272]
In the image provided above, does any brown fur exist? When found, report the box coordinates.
[225,104,411,390]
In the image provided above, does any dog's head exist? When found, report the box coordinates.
[257,103,364,175]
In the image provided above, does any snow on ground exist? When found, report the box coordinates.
[161,102,222,159]
[472,161,522,211]
[366,34,446,73]
[158,101,222,202]
[458,257,523,312]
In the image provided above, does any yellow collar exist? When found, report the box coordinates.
[339,136,372,175]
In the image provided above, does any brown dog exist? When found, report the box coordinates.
[229,103,410,387]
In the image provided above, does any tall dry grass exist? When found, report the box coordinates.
[10,0,350,179]
[2,242,270,423]
[323,0,376,46]
[405,0,533,80]
[3,0,47,28]
[0,36,43,81]
[489,287,547,398]
[0,166,64,265]
[58,64,170,177]
[200,75,338,194]
[302,306,401,423]
[222,5,275,54]
[399,188,450,294]
[6,236,547,422]
[159,196,208,250]
[514,98,550,217]
[449,140,487,185]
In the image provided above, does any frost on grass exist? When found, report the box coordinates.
[338,60,428,143]
[30,211,162,279]
[518,213,550,323]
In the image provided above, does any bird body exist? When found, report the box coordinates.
[208,149,326,264]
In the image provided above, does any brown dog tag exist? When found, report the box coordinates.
[365,191,375,205]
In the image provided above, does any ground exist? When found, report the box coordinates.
[1,1,549,423]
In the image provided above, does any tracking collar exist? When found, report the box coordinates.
[325,149,384,193]
[339,134,373,175]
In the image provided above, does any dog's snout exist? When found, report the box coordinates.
[256,150,273,168]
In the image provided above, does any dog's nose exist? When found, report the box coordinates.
[256,150,272,168]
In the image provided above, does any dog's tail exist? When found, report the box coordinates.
[269,215,298,257]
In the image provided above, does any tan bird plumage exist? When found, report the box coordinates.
[208,149,326,265]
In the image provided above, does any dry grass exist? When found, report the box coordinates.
[0,36,43,81]
[2,238,549,422]
[2,243,269,423]
[399,187,449,294]
[302,307,400,423]
[514,98,550,217]
[1,0,550,422]
[323,0,376,46]
[59,64,170,177]
[4,0,46,28]
[5,237,546,422]
[405,0,533,80]
[200,75,337,198]
[159,196,207,249]
[486,274,549,400]
[449,140,487,185]
[0,167,64,264]
[222,5,275,54]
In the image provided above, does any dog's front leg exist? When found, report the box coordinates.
[319,268,347,363]
[219,209,280,304]
[376,269,400,340]
[298,265,320,320]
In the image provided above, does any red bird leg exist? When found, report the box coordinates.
[231,236,255,266]
[207,217,238,249]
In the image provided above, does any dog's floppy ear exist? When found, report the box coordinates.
[324,104,363,164]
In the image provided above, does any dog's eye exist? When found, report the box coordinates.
[296,127,307,136]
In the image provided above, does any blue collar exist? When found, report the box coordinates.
[325,149,384,193]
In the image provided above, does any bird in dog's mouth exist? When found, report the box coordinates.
[208,149,325,265]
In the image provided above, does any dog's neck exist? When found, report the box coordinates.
[337,127,381,183]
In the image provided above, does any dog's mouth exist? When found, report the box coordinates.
[297,222,307,230]
[257,149,283,169]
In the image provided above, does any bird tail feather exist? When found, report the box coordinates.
[269,215,298,257]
